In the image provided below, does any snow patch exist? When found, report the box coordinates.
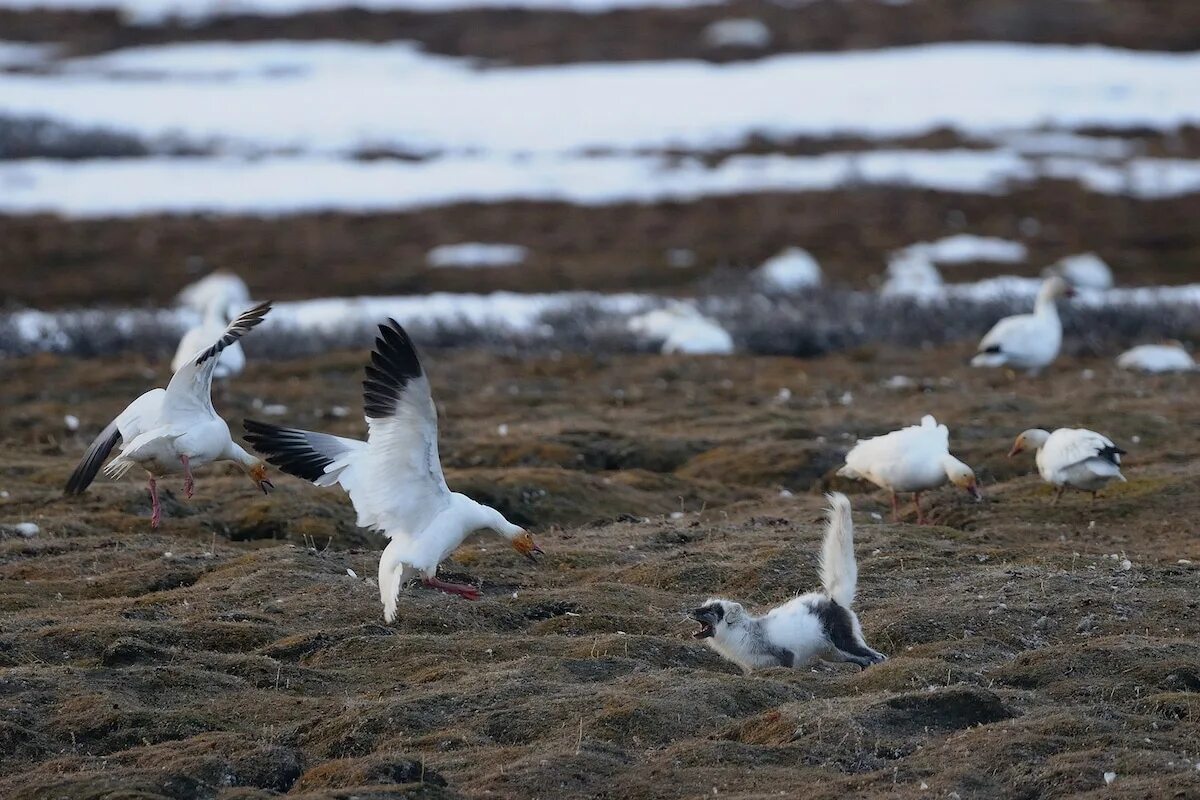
[754,247,822,291]
[427,243,528,269]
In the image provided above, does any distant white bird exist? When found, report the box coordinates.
[754,247,822,292]
[1046,253,1113,291]
[65,302,274,529]
[1008,427,1126,503]
[627,303,734,355]
[880,250,942,296]
[171,298,246,380]
[243,319,543,622]
[971,275,1073,373]
[838,415,981,524]
[1116,343,1195,373]
[691,493,885,674]
[177,270,251,318]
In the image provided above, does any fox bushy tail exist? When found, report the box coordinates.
[819,492,857,608]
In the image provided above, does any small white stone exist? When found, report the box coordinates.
[346,568,358,579]
[779,489,794,498]
[262,404,288,416]
[920,783,928,791]
[870,513,882,522]
[1103,772,1116,785]
[329,405,349,418]
[12,522,39,538]
[497,424,509,436]
[670,511,684,520]
[1178,559,1192,565]
[63,415,80,432]
[1120,559,1132,571]
[1131,435,1141,444]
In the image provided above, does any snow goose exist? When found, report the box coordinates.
[64,302,274,528]
[1008,427,1126,502]
[837,415,981,524]
[627,302,734,355]
[754,247,822,292]
[243,319,543,622]
[171,298,246,380]
[177,270,251,318]
[1116,343,1195,373]
[691,493,885,674]
[971,275,1073,374]
[1045,253,1113,291]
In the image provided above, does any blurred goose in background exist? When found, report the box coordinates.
[244,319,544,622]
[1116,342,1195,373]
[627,302,734,355]
[64,302,274,529]
[1009,427,1126,503]
[837,415,981,524]
[177,270,251,319]
[971,275,1073,374]
[1045,253,1113,291]
[172,297,246,380]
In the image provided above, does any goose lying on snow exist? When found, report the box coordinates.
[1116,343,1195,373]
[171,298,246,380]
[64,302,274,529]
[244,319,543,622]
[838,415,981,524]
[691,493,885,674]
[971,275,1073,374]
[1009,427,1126,503]
[627,302,734,355]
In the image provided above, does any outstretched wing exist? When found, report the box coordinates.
[163,301,271,419]
[64,419,121,495]
[351,320,452,538]
[243,419,366,487]
[1045,429,1124,471]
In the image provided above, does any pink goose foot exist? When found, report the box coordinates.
[180,455,195,499]
[149,477,162,529]
[422,576,482,601]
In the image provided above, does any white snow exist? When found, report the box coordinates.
[902,234,1028,265]
[702,18,772,49]
[5,150,1200,217]
[1116,344,1195,373]
[0,41,55,67]
[754,247,822,291]
[3,43,1199,156]
[1047,252,1114,290]
[427,243,528,269]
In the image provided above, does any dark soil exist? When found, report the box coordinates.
[3,0,1200,65]
[2,344,1198,798]
[5,182,1200,310]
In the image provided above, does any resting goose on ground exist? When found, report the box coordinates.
[64,302,274,528]
[1116,343,1195,373]
[837,415,981,524]
[971,276,1073,374]
[1008,427,1126,502]
[172,297,246,380]
[177,270,251,319]
[244,319,543,622]
[691,493,886,674]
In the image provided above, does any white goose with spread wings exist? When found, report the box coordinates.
[244,319,543,622]
[65,301,274,528]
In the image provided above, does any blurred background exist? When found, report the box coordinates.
[1,0,1198,356]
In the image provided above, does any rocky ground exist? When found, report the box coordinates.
[1,343,1198,798]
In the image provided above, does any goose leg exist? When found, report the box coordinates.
[1051,486,1065,505]
[890,492,900,522]
[180,455,194,499]
[422,576,482,601]
[913,492,928,525]
[148,477,162,529]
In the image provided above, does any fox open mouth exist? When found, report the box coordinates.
[691,606,721,639]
